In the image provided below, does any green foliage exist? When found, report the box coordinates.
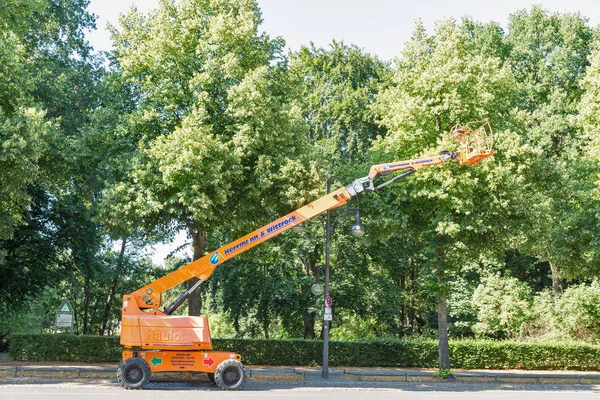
[0,187,61,311]
[104,2,323,308]
[10,334,600,371]
[507,6,593,158]
[0,289,59,338]
[0,0,115,340]
[580,44,600,160]
[9,334,122,363]
[469,279,600,344]
[447,274,478,337]
[0,0,98,243]
[554,281,600,344]
[0,35,55,242]
[450,340,600,370]
[523,289,558,341]
[371,16,541,370]
[290,41,389,163]
[434,368,453,378]
[471,273,533,339]
[505,7,599,284]
[375,18,516,155]
[8,334,437,367]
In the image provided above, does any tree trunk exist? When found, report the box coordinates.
[436,249,451,371]
[73,308,79,335]
[303,311,315,339]
[98,237,127,336]
[262,318,270,338]
[398,275,406,337]
[188,227,206,316]
[82,277,90,334]
[409,268,417,330]
[549,260,562,295]
[437,288,451,370]
[90,297,101,333]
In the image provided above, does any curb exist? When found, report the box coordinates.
[3,365,600,385]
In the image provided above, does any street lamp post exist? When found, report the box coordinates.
[321,177,364,379]
[323,178,332,379]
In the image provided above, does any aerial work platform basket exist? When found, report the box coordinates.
[451,120,494,166]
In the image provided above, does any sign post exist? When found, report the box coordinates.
[324,296,332,321]
[54,299,74,335]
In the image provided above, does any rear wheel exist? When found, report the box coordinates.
[116,361,124,385]
[117,357,151,390]
[214,359,246,390]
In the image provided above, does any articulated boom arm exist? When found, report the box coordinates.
[123,121,493,315]
[127,186,353,313]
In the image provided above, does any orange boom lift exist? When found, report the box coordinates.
[117,121,494,390]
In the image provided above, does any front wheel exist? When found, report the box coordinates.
[117,357,151,390]
[214,359,247,390]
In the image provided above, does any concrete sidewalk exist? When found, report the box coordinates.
[2,363,600,385]
[253,366,600,384]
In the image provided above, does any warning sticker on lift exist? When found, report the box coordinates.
[172,353,196,368]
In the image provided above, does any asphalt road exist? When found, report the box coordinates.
[2,381,600,400]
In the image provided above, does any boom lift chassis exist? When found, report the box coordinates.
[117,121,494,390]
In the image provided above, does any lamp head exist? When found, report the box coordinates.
[311,282,324,296]
[292,222,305,233]
[351,222,366,237]
[350,210,365,237]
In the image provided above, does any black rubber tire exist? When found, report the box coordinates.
[117,357,151,390]
[116,360,125,385]
[207,372,215,383]
[214,359,247,390]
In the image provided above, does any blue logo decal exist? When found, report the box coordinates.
[383,164,389,170]
[209,252,220,265]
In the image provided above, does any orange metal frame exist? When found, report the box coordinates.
[122,349,240,374]
[451,120,494,166]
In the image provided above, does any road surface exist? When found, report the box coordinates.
[1,381,600,400]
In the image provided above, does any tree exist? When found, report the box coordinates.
[0,187,60,312]
[200,43,390,338]
[506,6,593,158]
[373,18,540,370]
[0,2,56,245]
[290,41,389,163]
[568,37,600,280]
[106,0,320,316]
[228,42,392,338]
[0,0,101,323]
[505,7,596,291]
[580,41,600,161]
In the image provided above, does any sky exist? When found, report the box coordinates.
[88,0,600,263]
[88,0,600,61]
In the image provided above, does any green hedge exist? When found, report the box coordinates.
[211,338,438,367]
[8,334,600,370]
[9,334,122,363]
[450,339,600,370]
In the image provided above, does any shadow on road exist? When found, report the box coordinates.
[139,378,600,392]
[3,376,599,393]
